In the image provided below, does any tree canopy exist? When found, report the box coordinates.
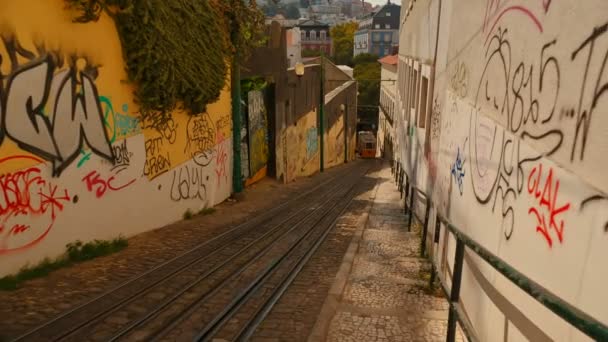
[354,61,381,106]
[354,58,381,124]
[262,1,301,19]
[330,22,358,66]
[302,49,322,58]
[65,0,265,121]
[353,53,380,66]
[285,3,301,19]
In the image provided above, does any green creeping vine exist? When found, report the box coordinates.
[64,0,265,121]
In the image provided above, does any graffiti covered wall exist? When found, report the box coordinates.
[397,0,608,340]
[283,109,320,183]
[0,1,232,276]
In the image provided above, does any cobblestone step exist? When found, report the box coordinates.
[313,165,466,342]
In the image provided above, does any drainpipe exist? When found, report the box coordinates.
[231,14,243,193]
[319,52,325,172]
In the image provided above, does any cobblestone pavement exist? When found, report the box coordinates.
[316,166,465,342]
[250,165,383,342]
[0,162,359,341]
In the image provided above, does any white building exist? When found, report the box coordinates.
[376,54,397,158]
[286,26,302,68]
[394,0,608,340]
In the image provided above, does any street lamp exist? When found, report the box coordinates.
[295,62,305,77]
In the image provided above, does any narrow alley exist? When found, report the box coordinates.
[0,161,456,341]
[1,0,607,341]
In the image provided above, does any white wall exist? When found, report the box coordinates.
[395,0,608,340]
[0,1,234,276]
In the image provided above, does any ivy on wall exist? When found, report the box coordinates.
[241,77,268,96]
[64,0,265,122]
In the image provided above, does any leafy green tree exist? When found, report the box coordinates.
[330,22,358,66]
[353,53,379,66]
[285,3,301,19]
[302,49,321,57]
[354,61,381,122]
[262,2,279,16]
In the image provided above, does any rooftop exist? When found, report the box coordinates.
[378,54,398,66]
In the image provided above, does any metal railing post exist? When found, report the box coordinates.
[407,186,414,232]
[421,197,431,257]
[447,239,466,342]
[395,162,400,183]
[399,170,404,195]
[403,174,409,214]
[429,212,441,289]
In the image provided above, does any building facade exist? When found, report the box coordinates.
[298,19,332,55]
[394,0,608,340]
[286,26,302,68]
[353,1,400,57]
[377,54,397,159]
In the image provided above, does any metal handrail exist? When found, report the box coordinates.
[394,165,608,341]
[436,213,608,341]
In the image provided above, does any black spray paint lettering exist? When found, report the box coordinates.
[568,21,608,162]
[580,194,608,232]
[143,136,170,178]
[477,27,562,150]
[112,139,131,168]
[185,113,216,159]
[0,37,113,176]
[170,163,210,203]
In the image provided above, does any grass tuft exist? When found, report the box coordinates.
[183,209,194,220]
[0,236,128,291]
[198,207,216,216]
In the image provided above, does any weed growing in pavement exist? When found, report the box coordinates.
[198,207,216,216]
[183,209,194,220]
[183,207,216,220]
[66,237,128,262]
[0,236,128,291]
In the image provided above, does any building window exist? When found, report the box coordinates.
[373,33,381,41]
[386,12,391,16]
[384,33,391,42]
[385,24,391,29]
[375,24,380,29]
[320,30,326,40]
[301,31,306,40]
[373,45,380,55]
[310,30,316,40]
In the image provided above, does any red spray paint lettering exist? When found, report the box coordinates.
[215,144,228,186]
[82,169,136,199]
[527,163,571,247]
[0,155,71,254]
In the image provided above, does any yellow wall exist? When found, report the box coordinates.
[0,0,233,276]
[283,110,320,182]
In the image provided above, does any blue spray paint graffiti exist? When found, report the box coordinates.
[451,145,466,195]
[78,96,141,167]
[306,127,319,160]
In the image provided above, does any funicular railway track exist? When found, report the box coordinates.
[14,160,377,342]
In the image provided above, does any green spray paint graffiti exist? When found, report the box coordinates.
[77,96,140,167]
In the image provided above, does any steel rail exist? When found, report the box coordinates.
[195,165,373,341]
[105,165,370,341]
[12,162,362,342]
